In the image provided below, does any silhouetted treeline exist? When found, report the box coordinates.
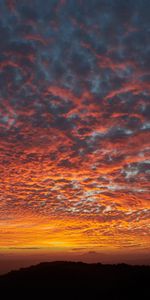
[0,261,150,298]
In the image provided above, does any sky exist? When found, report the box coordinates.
[0,0,150,270]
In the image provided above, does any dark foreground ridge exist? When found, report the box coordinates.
[0,261,150,297]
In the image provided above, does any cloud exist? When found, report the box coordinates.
[0,0,149,251]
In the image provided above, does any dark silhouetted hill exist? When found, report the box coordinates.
[0,261,150,298]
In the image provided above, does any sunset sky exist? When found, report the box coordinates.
[0,0,150,269]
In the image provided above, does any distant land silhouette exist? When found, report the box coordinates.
[0,261,150,298]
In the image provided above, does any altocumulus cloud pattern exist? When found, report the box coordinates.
[0,0,150,251]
